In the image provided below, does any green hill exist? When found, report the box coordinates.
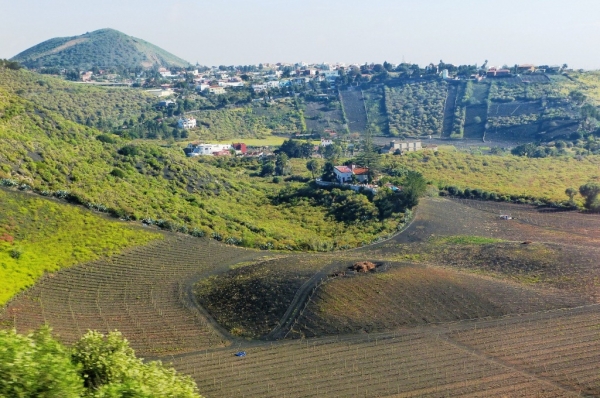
[11,28,190,70]
[0,188,161,306]
[0,66,399,252]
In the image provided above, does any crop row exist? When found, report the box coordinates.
[339,89,368,133]
[167,308,588,397]
[449,305,600,395]
[1,234,260,355]
[453,199,600,242]
[292,264,581,339]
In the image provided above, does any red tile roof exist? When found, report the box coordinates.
[335,166,352,173]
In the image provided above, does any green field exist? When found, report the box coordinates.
[0,189,160,305]
[385,149,600,203]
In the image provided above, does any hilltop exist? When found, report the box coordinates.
[11,28,190,70]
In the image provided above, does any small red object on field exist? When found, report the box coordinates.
[351,261,376,273]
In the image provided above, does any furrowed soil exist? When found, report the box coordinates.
[0,234,261,355]
[4,196,600,397]
[291,263,583,338]
[194,256,335,338]
[170,306,600,397]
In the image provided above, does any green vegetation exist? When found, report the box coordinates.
[191,102,302,141]
[362,86,388,135]
[0,75,400,251]
[383,149,600,203]
[0,327,201,397]
[0,68,156,130]
[579,182,600,211]
[385,81,447,137]
[11,28,190,70]
[489,81,561,102]
[0,189,160,305]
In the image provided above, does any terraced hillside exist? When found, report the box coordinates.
[385,80,447,137]
[441,83,458,137]
[303,100,345,134]
[339,89,368,133]
[463,83,489,139]
[0,235,261,355]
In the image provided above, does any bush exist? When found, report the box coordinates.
[96,134,117,144]
[110,168,126,178]
[0,327,83,397]
[191,228,205,237]
[118,145,140,156]
[9,248,23,259]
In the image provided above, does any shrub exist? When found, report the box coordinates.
[9,248,23,259]
[118,145,140,157]
[191,228,205,237]
[96,134,117,144]
[110,168,126,178]
[0,178,18,187]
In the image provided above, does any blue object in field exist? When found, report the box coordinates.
[234,351,246,357]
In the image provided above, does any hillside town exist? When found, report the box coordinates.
[38,61,572,94]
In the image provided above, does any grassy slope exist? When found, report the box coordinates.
[11,28,189,69]
[0,189,160,305]
[386,149,600,202]
[0,84,397,250]
[0,69,156,128]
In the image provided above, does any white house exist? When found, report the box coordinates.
[158,67,175,78]
[333,165,369,184]
[252,84,268,92]
[145,88,174,97]
[219,81,244,88]
[186,143,233,157]
[209,86,226,95]
[320,138,333,146]
[196,83,210,92]
[382,141,422,155]
[321,70,339,81]
[178,118,197,130]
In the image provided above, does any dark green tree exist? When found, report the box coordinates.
[306,159,320,179]
[579,182,600,211]
[321,162,336,182]
[275,153,290,176]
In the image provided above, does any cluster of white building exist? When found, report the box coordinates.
[177,117,197,129]
[186,143,232,157]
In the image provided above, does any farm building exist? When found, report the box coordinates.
[232,143,247,155]
[185,143,233,157]
[178,117,197,130]
[334,165,369,184]
[381,140,423,155]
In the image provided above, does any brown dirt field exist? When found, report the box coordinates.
[291,263,584,338]
[362,198,600,301]
[169,306,598,397]
[194,255,340,338]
